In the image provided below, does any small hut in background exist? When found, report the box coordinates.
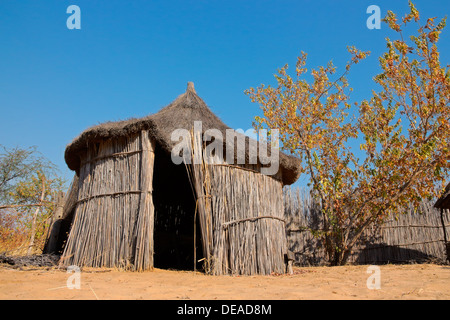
[435,183,450,210]
[435,182,450,262]
[49,83,301,275]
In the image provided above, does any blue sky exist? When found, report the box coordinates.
[0,0,448,187]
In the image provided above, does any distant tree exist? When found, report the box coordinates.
[0,145,65,254]
[246,1,449,265]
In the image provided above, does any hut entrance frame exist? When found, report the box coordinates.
[152,140,203,271]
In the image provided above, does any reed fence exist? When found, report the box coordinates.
[284,187,450,265]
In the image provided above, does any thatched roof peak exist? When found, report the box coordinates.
[64,83,302,185]
[187,81,196,94]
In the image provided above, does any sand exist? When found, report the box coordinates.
[0,263,449,300]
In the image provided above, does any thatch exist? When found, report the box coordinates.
[64,82,301,185]
[435,183,450,209]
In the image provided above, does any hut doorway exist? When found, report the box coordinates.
[152,144,203,271]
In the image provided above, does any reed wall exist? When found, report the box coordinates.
[284,187,450,266]
[187,131,288,275]
[60,131,155,271]
[207,164,286,275]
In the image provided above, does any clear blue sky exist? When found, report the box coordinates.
[0,0,448,188]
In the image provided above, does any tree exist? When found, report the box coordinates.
[0,145,50,203]
[246,1,449,265]
[0,145,65,254]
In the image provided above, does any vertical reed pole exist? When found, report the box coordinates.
[186,128,213,273]
[440,208,450,262]
[134,130,155,271]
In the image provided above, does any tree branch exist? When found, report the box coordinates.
[0,203,47,210]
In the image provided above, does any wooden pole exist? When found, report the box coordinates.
[27,177,46,255]
[134,130,155,271]
[440,208,449,262]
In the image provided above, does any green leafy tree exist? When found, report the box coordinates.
[0,145,65,254]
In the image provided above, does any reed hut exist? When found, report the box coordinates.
[57,82,301,275]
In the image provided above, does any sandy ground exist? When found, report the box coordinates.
[0,263,449,300]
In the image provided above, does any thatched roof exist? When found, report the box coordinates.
[435,183,450,209]
[64,82,301,185]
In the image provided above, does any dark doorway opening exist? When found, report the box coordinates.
[152,144,203,271]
